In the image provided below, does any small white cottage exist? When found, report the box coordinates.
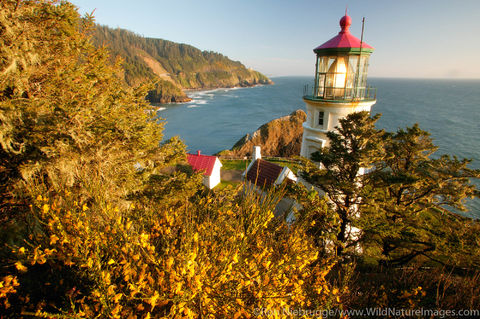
[187,150,222,189]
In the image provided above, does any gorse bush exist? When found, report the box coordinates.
[2,186,339,317]
[344,264,480,311]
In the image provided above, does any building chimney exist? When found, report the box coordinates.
[197,150,201,156]
[252,146,261,161]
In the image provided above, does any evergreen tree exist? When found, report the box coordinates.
[360,125,480,266]
[300,112,385,254]
[300,112,480,265]
[0,0,184,212]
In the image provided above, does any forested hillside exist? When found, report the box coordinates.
[92,25,272,103]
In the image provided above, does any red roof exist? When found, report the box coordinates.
[314,14,373,53]
[187,151,218,176]
[246,159,284,188]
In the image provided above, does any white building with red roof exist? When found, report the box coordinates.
[187,150,222,189]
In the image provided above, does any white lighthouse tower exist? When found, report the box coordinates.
[300,14,376,159]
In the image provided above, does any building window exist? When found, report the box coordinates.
[318,111,324,127]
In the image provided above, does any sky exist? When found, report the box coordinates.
[71,0,480,79]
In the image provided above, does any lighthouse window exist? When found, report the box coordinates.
[318,111,325,127]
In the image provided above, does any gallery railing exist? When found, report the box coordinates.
[303,84,377,102]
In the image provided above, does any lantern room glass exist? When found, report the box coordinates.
[314,54,370,100]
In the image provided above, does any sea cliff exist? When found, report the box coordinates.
[219,109,305,158]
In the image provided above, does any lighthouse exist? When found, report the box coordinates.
[300,14,376,160]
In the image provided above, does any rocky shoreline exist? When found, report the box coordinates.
[157,80,275,105]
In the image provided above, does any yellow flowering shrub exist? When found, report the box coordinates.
[1,186,340,318]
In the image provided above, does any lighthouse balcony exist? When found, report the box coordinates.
[303,84,376,103]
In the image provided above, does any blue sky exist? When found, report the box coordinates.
[71,0,480,78]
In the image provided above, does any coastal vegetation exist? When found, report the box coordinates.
[1,0,479,318]
[298,111,480,266]
[0,1,332,317]
[293,112,480,312]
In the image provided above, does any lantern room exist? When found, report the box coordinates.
[306,14,376,101]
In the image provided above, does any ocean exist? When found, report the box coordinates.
[156,76,480,218]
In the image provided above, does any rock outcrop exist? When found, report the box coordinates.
[146,79,192,103]
[219,110,305,158]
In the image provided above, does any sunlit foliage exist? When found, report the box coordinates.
[1,186,339,317]
[0,1,338,317]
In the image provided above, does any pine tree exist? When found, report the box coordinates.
[300,112,480,265]
[300,111,385,254]
[360,124,480,266]
[0,0,185,214]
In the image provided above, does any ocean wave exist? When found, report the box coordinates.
[188,87,239,95]
[203,88,229,93]
[187,104,200,108]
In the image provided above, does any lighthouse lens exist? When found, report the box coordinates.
[325,56,348,98]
